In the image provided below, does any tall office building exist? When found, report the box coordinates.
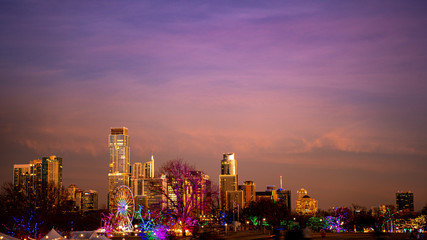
[30,159,43,196]
[144,155,155,179]
[132,162,144,179]
[13,156,62,202]
[219,153,241,210]
[396,191,414,213]
[239,181,256,207]
[13,164,31,190]
[131,155,161,211]
[221,153,237,175]
[42,155,63,190]
[276,176,291,211]
[42,155,63,201]
[277,189,291,212]
[81,190,98,213]
[108,127,131,195]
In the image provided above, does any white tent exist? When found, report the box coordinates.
[40,229,64,240]
[0,232,21,240]
[71,231,110,240]
[72,231,97,240]
[92,235,110,240]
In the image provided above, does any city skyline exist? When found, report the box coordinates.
[1,1,427,211]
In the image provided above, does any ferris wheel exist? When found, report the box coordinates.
[109,185,135,231]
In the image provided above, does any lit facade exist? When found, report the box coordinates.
[297,188,307,200]
[396,191,414,213]
[226,190,244,210]
[42,155,63,193]
[144,155,155,178]
[295,188,318,215]
[162,171,211,216]
[132,162,144,179]
[30,159,43,196]
[221,153,237,175]
[219,153,243,210]
[131,155,160,210]
[239,181,256,207]
[81,190,98,213]
[13,156,62,203]
[13,164,31,191]
[66,184,80,202]
[108,127,131,195]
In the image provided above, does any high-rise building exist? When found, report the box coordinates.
[144,155,155,179]
[221,153,237,175]
[42,155,63,201]
[13,164,31,191]
[239,181,256,207]
[42,155,63,190]
[30,159,43,196]
[108,127,131,195]
[13,156,62,203]
[296,188,318,215]
[226,190,244,210]
[132,162,144,179]
[396,191,414,213]
[219,153,242,210]
[66,184,80,202]
[276,176,291,211]
[81,190,98,213]
[277,189,291,212]
[131,155,163,211]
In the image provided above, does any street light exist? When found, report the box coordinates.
[263,218,266,233]
[225,223,228,235]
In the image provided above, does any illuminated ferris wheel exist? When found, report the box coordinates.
[109,185,135,231]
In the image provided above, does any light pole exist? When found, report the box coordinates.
[263,218,266,233]
[225,223,228,235]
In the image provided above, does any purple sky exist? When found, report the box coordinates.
[1,1,426,211]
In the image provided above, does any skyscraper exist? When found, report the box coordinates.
[132,162,144,179]
[13,164,31,190]
[219,153,241,210]
[108,127,131,195]
[144,155,155,179]
[396,191,414,213]
[42,155,63,201]
[277,176,291,211]
[221,153,237,175]
[81,190,98,213]
[42,155,63,190]
[30,159,43,196]
[131,155,162,211]
[13,156,62,203]
[239,181,256,207]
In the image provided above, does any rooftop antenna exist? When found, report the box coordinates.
[280,175,283,189]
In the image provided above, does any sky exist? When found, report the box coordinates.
[1,1,426,211]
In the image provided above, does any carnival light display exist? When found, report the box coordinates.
[10,210,43,240]
[109,185,135,232]
[379,206,398,232]
[324,216,344,232]
[134,205,168,240]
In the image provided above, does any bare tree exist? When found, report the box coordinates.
[152,159,213,235]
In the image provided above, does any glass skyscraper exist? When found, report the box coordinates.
[219,153,239,210]
[108,127,131,195]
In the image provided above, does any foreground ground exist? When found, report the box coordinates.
[216,230,413,240]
